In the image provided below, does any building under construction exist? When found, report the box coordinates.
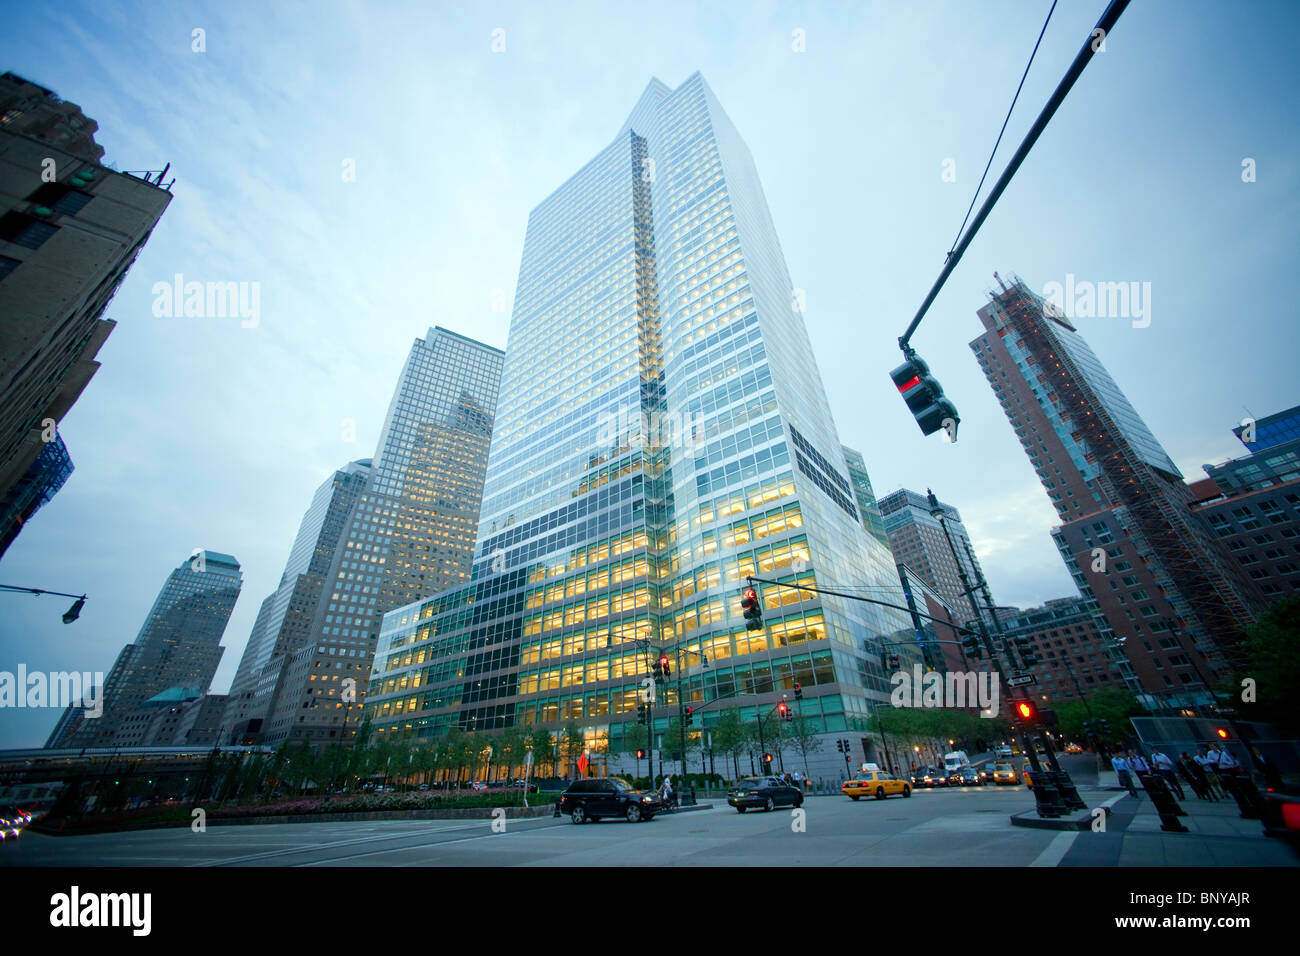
[970,275,1264,710]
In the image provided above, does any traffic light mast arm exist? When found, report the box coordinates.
[746,575,976,636]
[898,0,1130,350]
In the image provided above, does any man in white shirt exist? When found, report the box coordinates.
[1150,749,1185,799]
[1111,753,1139,798]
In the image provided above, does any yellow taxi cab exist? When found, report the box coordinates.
[1065,743,1083,754]
[843,769,911,801]
[990,763,1018,785]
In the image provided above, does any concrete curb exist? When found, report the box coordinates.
[31,804,556,835]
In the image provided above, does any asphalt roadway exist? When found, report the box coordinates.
[5,774,1295,867]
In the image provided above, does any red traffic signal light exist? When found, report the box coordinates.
[741,586,763,631]
[1216,728,1230,740]
[684,706,694,725]
[763,753,773,765]
[658,654,671,678]
[635,749,645,759]
[793,682,802,700]
[891,351,959,439]
[1014,700,1037,724]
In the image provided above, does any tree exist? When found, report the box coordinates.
[710,707,748,781]
[1236,593,1300,733]
[496,724,529,781]
[528,727,556,777]
[561,723,586,777]
[662,715,700,773]
[785,711,824,779]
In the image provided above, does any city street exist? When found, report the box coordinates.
[6,781,1295,867]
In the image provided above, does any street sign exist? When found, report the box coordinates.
[1007,674,1036,687]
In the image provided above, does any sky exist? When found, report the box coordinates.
[1,0,1297,748]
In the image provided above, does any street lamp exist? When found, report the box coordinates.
[1,584,87,623]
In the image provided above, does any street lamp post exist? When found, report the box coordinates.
[0,584,87,622]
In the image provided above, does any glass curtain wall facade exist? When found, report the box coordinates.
[367,74,911,778]
[259,328,502,748]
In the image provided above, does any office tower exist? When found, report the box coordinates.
[842,445,889,548]
[260,329,503,748]
[970,275,1264,706]
[996,597,1131,703]
[221,460,371,743]
[0,431,73,555]
[878,488,987,626]
[367,74,910,779]
[50,550,242,748]
[0,72,172,558]
[1189,405,1300,605]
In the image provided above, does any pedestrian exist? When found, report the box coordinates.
[1111,752,1139,799]
[661,773,674,806]
[1196,746,1225,798]
[1128,750,1151,774]
[1176,753,1207,800]
[1217,747,1241,776]
[1182,752,1216,801]
[1150,749,1185,800]
[1252,749,1283,791]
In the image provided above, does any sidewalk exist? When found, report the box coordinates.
[1114,789,1299,866]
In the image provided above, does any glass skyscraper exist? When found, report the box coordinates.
[367,74,910,777]
[221,459,371,743]
[50,550,242,748]
[260,328,502,747]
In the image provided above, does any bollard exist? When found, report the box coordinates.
[1218,772,1262,820]
[1138,772,1189,832]
[1047,771,1087,812]
[1028,772,1066,818]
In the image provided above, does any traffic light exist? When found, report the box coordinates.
[684,706,694,726]
[1013,699,1038,726]
[891,350,960,439]
[836,739,845,753]
[636,702,648,725]
[887,654,901,671]
[1215,727,1231,741]
[652,658,663,679]
[793,682,803,700]
[741,586,764,631]
[777,701,791,722]
[659,654,671,678]
[1014,635,1039,667]
[636,749,645,760]
[763,753,773,767]
[961,630,983,660]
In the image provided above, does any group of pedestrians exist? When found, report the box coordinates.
[1110,743,1245,802]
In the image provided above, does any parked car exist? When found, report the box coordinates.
[995,745,1014,759]
[560,777,662,823]
[843,770,910,800]
[950,766,983,787]
[727,776,804,813]
[469,781,488,791]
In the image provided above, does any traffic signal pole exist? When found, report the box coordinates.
[897,0,1131,351]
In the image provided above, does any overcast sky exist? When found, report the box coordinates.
[2,0,1296,748]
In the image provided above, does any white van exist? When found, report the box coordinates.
[942,751,970,772]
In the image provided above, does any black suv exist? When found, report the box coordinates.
[559,777,663,824]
